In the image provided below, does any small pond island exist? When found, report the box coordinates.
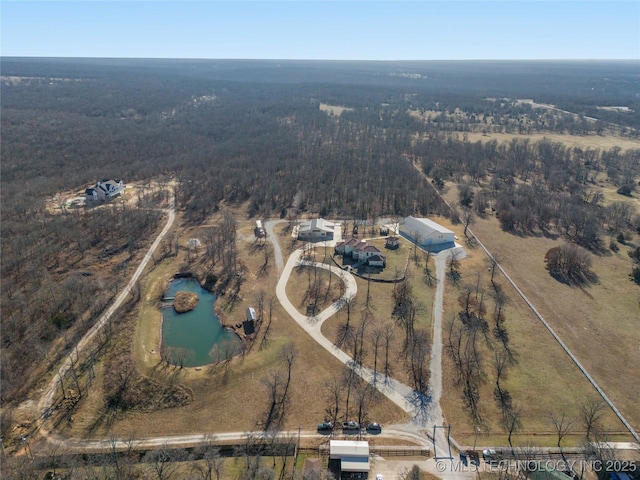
[162,278,240,367]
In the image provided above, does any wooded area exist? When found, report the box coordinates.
[1,58,639,447]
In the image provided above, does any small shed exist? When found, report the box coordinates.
[385,236,399,250]
[246,307,257,322]
[254,220,266,238]
[243,307,257,335]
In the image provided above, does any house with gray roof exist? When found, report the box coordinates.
[297,218,335,242]
[85,179,125,202]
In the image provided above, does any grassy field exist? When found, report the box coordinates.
[319,103,354,116]
[463,131,640,152]
[437,184,638,447]
[285,265,344,315]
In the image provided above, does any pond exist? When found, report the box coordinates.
[161,277,241,367]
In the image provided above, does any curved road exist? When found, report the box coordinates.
[33,212,477,480]
[273,242,473,463]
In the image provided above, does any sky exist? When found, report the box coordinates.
[1,1,639,61]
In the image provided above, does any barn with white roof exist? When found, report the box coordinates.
[399,216,455,251]
[329,440,370,479]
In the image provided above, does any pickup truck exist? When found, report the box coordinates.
[342,421,360,431]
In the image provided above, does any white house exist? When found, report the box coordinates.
[298,218,335,242]
[85,179,125,202]
[399,216,455,249]
[329,440,370,478]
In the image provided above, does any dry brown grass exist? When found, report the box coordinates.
[319,103,354,117]
[62,209,409,441]
[285,266,344,315]
[320,239,435,390]
[463,131,640,151]
[436,184,638,446]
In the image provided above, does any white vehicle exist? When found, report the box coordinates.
[376,475,384,480]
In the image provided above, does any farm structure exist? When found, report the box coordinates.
[298,218,335,242]
[254,220,266,238]
[399,216,455,251]
[329,440,370,479]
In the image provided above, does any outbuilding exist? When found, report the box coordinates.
[399,216,455,251]
[329,440,370,479]
[298,218,335,242]
[246,307,257,322]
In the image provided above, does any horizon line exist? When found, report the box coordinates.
[2,55,638,62]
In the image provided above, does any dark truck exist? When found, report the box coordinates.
[317,421,333,432]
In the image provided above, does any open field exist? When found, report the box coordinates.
[463,132,640,151]
[285,265,344,315]
[436,184,638,446]
[319,103,354,116]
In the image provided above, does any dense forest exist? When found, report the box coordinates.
[1,58,639,407]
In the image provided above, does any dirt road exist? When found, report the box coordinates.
[28,189,176,438]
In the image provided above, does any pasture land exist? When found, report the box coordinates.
[437,184,638,446]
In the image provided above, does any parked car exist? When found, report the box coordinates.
[317,421,333,432]
[342,421,360,431]
[366,422,382,433]
[482,449,496,460]
[376,475,384,480]
[482,448,498,465]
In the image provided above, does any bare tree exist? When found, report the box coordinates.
[462,206,475,238]
[549,412,574,456]
[261,296,276,349]
[407,330,430,396]
[493,349,511,413]
[370,327,383,386]
[502,403,522,447]
[382,324,394,383]
[336,296,356,349]
[400,465,425,480]
[354,382,373,430]
[143,445,186,480]
[581,397,606,441]
[325,377,343,428]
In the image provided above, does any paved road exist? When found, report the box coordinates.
[31,189,176,437]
